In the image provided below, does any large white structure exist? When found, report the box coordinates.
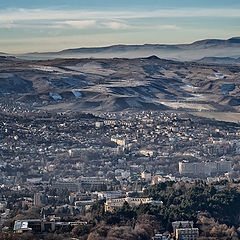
[68,148,84,158]
[111,137,128,146]
[105,197,158,212]
[95,121,104,128]
[179,159,232,176]
[179,161,210,176]
[94,191,126,200]
[141,171,152,181]
[139,149,155,157]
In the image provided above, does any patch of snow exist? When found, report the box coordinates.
[31,65,65,73]
[72,90,82,98]
[207,76,216,80]
[207,72,227,80]
[182,82,194,87]
[181,83,198,92]
[215,73,225,79]
[49,92,62,100]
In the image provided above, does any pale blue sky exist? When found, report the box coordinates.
[0,0,239,53]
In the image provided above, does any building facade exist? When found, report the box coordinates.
[175,228,199,240]
[179,160,232,177]
[105,197,154,212]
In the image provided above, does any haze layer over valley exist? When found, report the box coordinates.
[11,37,240,61]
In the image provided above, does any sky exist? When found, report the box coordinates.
[0,0,240,53]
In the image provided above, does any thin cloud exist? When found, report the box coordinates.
[0,8,240,24]
[0,18,16,29]
[61,20,97,29]
[156,25,181,30]
[48,20,130,30]
[103,22,130,30]
[0,22,16,29]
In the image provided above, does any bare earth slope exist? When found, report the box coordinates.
[0,56,240,117]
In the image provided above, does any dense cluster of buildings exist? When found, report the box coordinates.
[0,110,240,233]
[1,110,239,190]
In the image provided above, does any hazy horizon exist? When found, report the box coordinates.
[1,0,240,54]
[2,36,240,56]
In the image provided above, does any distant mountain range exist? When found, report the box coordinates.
[1,37,240,62]
[197,57,240,65]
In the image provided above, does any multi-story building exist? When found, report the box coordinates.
[95,121,104,128]
[140,149,155,157]
[105,197,155,212]
[210,159,232,174]
[179,161,210,176]
[14,219,86,234]
[175,228,199,240]
[80,176,107,185]
[172,220,199,240]
[33,193,42,207]
[68,148,88,158]
[141,171,152,181]
[94,191,126,200]
[179,160,232,177]
[52,181,80,192]
[111,137,128,146]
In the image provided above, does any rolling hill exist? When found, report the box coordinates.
[0,55,239,115]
